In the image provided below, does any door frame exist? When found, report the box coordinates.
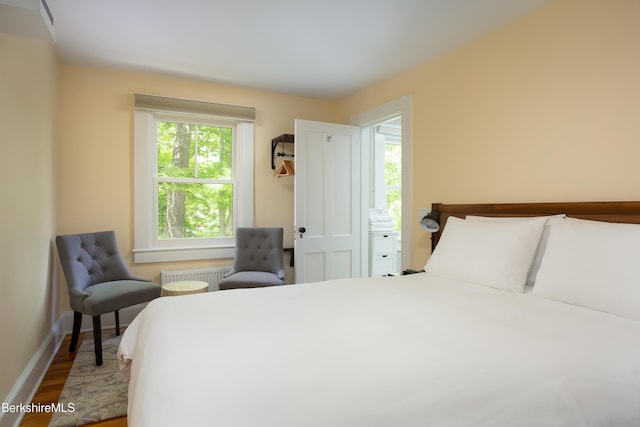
[349,95,412,273]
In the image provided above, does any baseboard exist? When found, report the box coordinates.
[58,303,149,333]
[0,303,147,427]
[0,318,65,427]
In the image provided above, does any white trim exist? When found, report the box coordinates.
[133,245,235,263]
[57,304,148,338]
[350,95,412,271]
[0,304,148,427]
[0,321,64,427]
[133,110,254,263]
[358,126,373,277]
[236,122,255,228]
[134,110,156,260]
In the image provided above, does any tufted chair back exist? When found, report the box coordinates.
[56,230,135,296]
[230,227,284,276]
[55,230,160,366]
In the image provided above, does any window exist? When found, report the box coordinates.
[133,95,254,263]
[156,118,234,239]
[383,141,401,231]
[373,117,402,231]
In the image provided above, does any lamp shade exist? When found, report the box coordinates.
[420,212,440,232]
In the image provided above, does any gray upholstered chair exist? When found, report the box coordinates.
[56,231,161,365]
[218,227,285,290]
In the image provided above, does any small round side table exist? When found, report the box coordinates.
[161,280,209,297]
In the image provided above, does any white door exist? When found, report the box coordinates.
[294,119,361,283]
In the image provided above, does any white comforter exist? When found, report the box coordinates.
[119,274,640,427]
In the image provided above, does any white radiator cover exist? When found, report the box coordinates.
[160,266,231,292]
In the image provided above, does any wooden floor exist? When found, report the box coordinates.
[20,332,127,427]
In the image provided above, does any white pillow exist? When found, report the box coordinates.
[424,216,547,292]
[466,214,566,287]
[532,218,640,320]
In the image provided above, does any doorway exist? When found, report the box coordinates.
[349,95,412,276]
[292,96,411,281]
[368,116,402,275]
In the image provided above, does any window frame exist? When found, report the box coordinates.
[133,109,254,263]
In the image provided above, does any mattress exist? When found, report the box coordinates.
[119,273,640,426]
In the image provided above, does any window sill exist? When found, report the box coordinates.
[133,245,235,263]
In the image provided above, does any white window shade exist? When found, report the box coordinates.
[134,94,255,122]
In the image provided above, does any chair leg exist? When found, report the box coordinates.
[92,316,103,366]
[69,311,82,352]
[115,310,120,336]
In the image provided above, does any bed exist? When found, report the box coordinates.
[119,201,640,426]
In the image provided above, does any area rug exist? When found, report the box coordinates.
[48,334,127,427]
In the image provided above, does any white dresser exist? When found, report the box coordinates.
[369,231,399,277]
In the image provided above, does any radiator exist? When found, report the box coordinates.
[160,266,232,292]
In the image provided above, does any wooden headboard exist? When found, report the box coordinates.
[431,201,640,251]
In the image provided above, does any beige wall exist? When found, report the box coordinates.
[55,65,337,315]
[4,0,640,406]
[0,34,57,402]
[336,0,640,268]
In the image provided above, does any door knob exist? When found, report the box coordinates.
[298,227,306,238]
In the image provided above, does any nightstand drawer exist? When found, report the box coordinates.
[371,254,394,276]
[371,233,396,253]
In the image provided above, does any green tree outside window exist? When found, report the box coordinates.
[384,143,401,231]
[157,121,234,239]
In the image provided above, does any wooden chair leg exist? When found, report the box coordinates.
[115,310,120,336]
[69,311,82,352]
[92,316,103,366]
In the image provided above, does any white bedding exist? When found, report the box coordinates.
[119,274,640,427]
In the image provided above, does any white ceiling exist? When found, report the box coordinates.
[44,0,552,99]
